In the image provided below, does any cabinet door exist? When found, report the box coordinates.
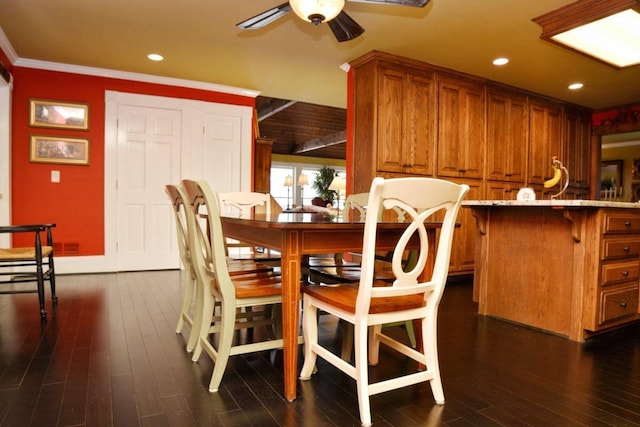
[377,67,406,173]
[565,108,591,189]
[486,89,528,182]
[437,76,486,179]
[528,99,563,185]
[404,73,436,175]
[449,179,483,274]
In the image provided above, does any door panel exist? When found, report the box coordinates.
[117,105,181,271]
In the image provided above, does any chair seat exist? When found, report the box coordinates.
[0,246,53,261]
[228,275,284,299]
[302,282,425,314]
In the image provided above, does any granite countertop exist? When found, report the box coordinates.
[462,199,640,208]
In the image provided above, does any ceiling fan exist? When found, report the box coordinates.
[237,0,431,43]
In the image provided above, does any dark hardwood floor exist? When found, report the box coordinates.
[1,270,639,426]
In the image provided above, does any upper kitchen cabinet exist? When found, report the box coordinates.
[564,106,592,189]
[486,86,528,183]
[528,97,563,185]
[437,75,486,179]
[351,52,436,193]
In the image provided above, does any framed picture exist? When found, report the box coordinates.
[600,160,622,190]
[30,135,90,165]
[29,98,89,130]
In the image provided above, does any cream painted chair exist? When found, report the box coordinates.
[217,191,281,262]
[167,184,275,353]
[182,179,300,392]
[299,177,469,427]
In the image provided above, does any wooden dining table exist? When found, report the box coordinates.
[220,211,438,402]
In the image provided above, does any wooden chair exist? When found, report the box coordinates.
[299,177,469,427]
[0,224,57,320]
[181,179,301,392]
[170,183,276,353]
[216,191,281,263]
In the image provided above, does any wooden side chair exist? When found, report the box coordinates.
[299,177,469,427]
[216,191,281,263]
[181,179,301,392]
[166,184,275,353]
[0,224,57,320]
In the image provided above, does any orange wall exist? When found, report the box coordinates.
[10,66,255,254]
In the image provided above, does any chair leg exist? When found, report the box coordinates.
[424,317,445,404]
[176,272,194,334]
[368,324,382,366]
[191,287,214,362]
[36,262,47,320]
[299,297,318,380]
[354,321,372,427]
[208,302,236,392]
[48,255,57,305]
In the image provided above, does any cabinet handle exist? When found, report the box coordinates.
[625,221,632,228]
[458,168,467,173]
[622,270,629,277]
[620,301,627,308]
[624,246,630,252]
[505,173,512,177]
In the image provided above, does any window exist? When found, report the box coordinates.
[271,162,345,209]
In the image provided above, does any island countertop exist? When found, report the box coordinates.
[463,199,640,209]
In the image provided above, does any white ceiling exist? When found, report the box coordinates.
[1,0,639,110]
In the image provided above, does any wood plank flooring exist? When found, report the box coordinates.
[1,270,639,426]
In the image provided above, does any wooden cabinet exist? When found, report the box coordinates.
[469,203,640,341]
[437,75,486,179]
[254,137,274,193]
[485,181,521,200]
[486,87,528,183]
[589,210,640,330]
[527,98,563,185]
[448,179,483,274]
[376,66,436,175]
[351,53,436,194]
[564,107,591,189]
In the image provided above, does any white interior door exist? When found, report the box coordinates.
[116,104,181,271]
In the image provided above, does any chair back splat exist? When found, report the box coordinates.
[299,177,469,427]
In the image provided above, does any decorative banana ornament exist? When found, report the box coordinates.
[543,156,569,199]
[544,157,563,188]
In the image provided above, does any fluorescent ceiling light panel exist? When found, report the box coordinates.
[552,10,640,67]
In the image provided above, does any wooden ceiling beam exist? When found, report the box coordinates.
[293,130,346,154]
[257,99,297,121]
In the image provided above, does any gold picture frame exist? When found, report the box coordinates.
[29,98,90,130]
[30,135,90,165]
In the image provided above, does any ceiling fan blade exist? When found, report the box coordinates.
[327,11,365,42]
[236,2,293,29]
[348,0,430,6]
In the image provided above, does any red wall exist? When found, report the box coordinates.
[10,66,255,254]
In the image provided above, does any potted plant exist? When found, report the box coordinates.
[312,165,338,206]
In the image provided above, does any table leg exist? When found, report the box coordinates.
[281,231,301,401]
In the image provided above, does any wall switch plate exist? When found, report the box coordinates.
[51,170,60,183]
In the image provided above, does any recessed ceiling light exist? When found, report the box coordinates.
[147,53,164,62]
[493,57,509,66]
[568,82,584,90]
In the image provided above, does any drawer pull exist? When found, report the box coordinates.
[620,301,627,308]
[624,221,632,228]
[624,246,630,252]
[622,271,629,277]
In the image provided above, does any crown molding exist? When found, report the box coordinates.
[0,27,18,64]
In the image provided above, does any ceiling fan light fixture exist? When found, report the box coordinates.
[290,0,345,24]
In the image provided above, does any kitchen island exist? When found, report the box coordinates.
[464,200,640,341]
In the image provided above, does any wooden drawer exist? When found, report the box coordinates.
[603,212,640,234]
[599,285,639,325]
[602,238,640,260]
[601,260,640,286]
